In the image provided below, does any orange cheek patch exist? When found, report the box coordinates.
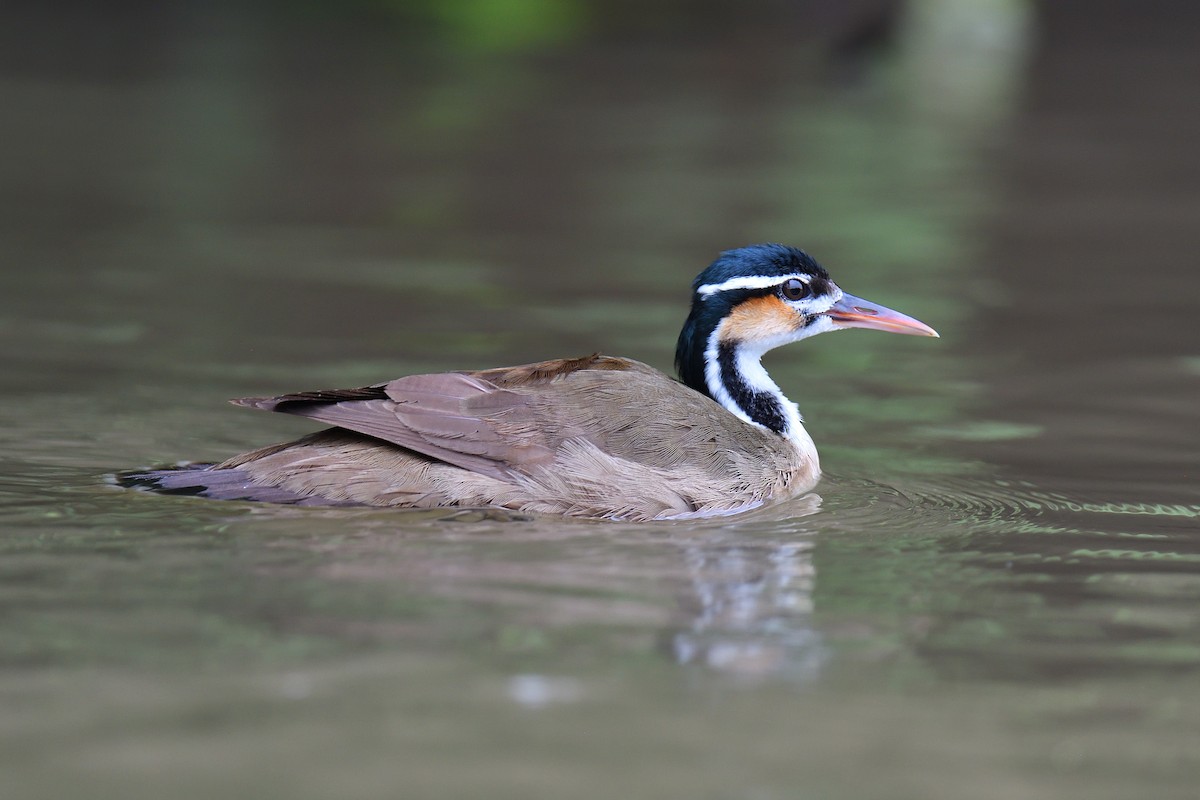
[721,296,802,343]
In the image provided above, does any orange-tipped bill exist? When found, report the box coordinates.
[823,293,939,337]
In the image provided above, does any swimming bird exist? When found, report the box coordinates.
[120,244,937,520]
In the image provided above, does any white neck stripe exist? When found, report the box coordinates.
[703,320,807,440]
[696,273,809,298]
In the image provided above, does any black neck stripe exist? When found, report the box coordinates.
[716,341,787,434]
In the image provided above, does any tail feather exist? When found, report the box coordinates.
[116,464,355,506]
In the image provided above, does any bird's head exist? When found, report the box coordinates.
[675,244,938,426]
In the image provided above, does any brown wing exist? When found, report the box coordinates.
[230,354,643,481]
[228,353,807,515]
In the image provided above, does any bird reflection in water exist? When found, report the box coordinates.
[672,499,827,682]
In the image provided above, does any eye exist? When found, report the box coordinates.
[780,278,810,301]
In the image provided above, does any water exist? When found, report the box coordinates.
[3,4,1200,798]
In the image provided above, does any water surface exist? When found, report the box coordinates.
[2,4,1199,799]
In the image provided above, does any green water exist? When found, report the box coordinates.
[2,4,1199,799]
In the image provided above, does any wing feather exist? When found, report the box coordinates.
[229,363,594,480]
[224,354,805,514]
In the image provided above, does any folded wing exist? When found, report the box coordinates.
[229,358,634,481]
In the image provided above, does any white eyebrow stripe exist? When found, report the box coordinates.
[697,274,809,297]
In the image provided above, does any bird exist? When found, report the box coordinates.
[119,244,938,520]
